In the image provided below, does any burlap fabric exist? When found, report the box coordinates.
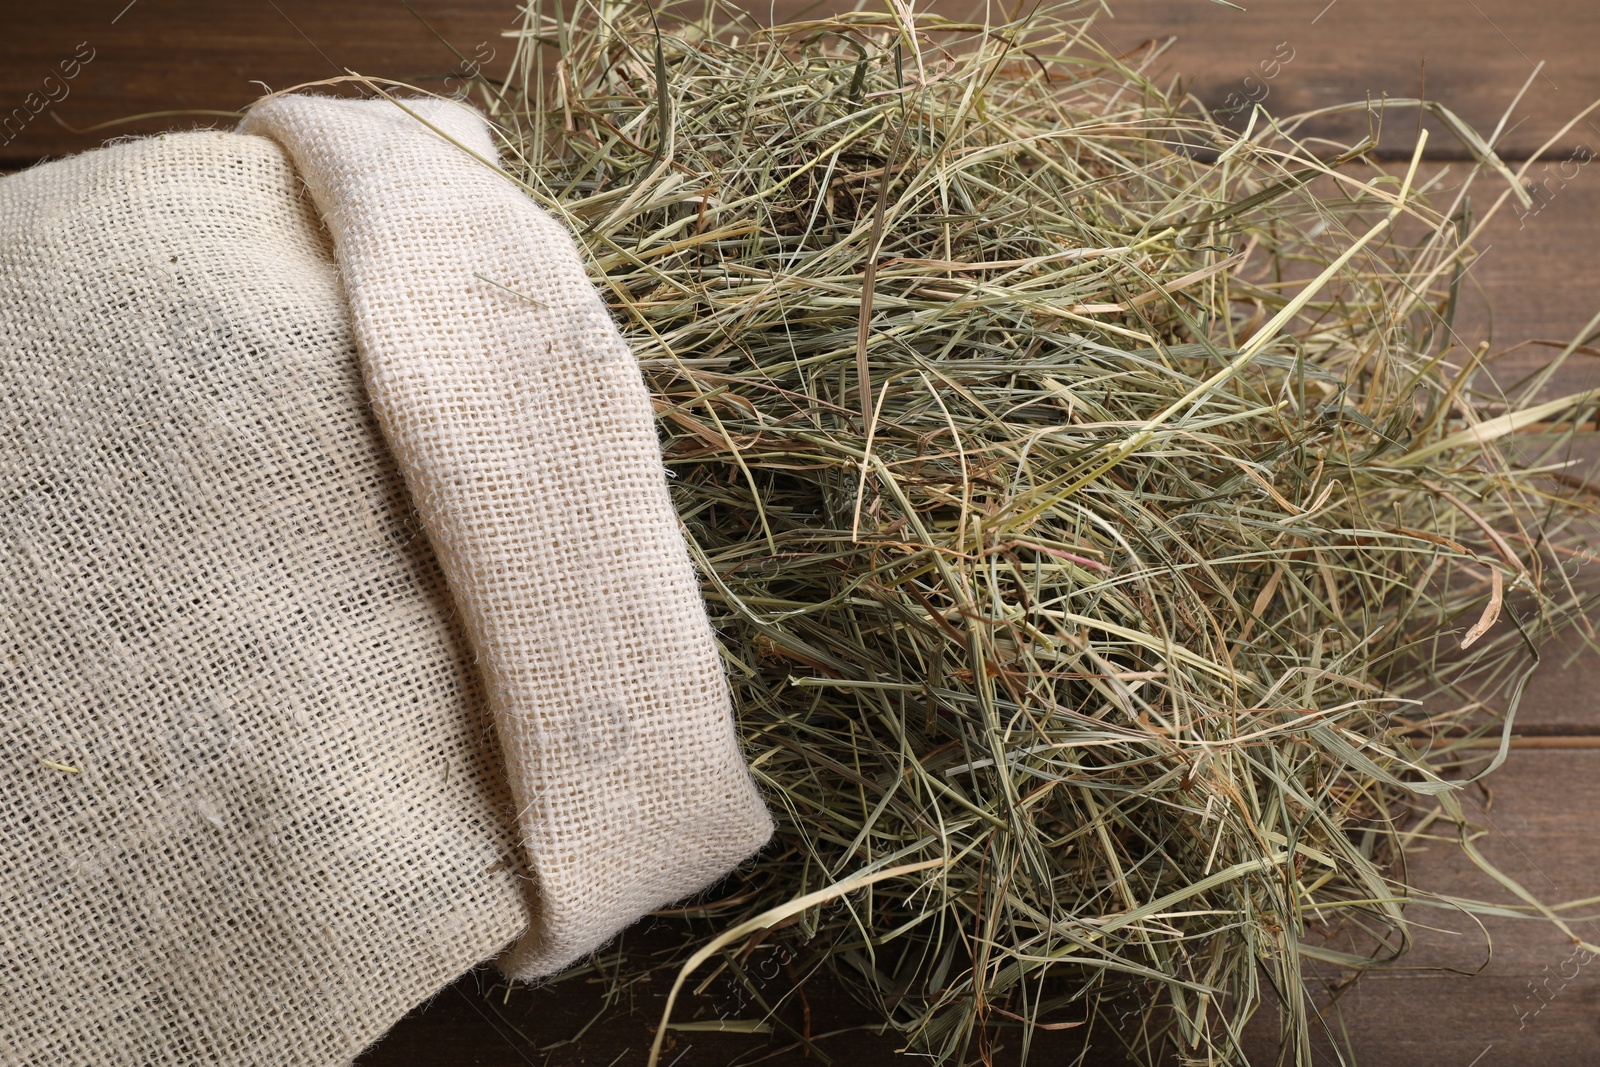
[1,96,771,1065]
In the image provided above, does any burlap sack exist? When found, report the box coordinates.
[0,96,771,1065]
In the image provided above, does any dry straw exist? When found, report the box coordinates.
[451,2,1599,1062]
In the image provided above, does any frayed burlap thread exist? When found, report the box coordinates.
[241,94,774,978]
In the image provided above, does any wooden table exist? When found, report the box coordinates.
[5,2,1597,1064]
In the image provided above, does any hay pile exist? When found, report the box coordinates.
[453,2,1597,1062]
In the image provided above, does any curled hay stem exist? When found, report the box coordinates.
[461,1,1600,1062]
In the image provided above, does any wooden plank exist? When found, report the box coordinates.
[1341,161,1600,398]
[3,1,1595,165]
[1404,163,1600,736]
[1242,749,1600,1066]
[1092,0,1600,163]
[1510,628,1600,733]
[0,0,515,165]
[1446,168,1600,398]
[354,958,917,1067]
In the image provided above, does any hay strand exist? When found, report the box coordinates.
[462,3,1600,1061]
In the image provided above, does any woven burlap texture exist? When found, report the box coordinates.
[1,95,771,1066]
[242,94,774,978]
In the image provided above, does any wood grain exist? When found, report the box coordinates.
[0,0,514,165]
[1405,162,1600,395]
[1093,0,1600,163]
[1241,750,1600,1066]
[3,1,1596,163]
